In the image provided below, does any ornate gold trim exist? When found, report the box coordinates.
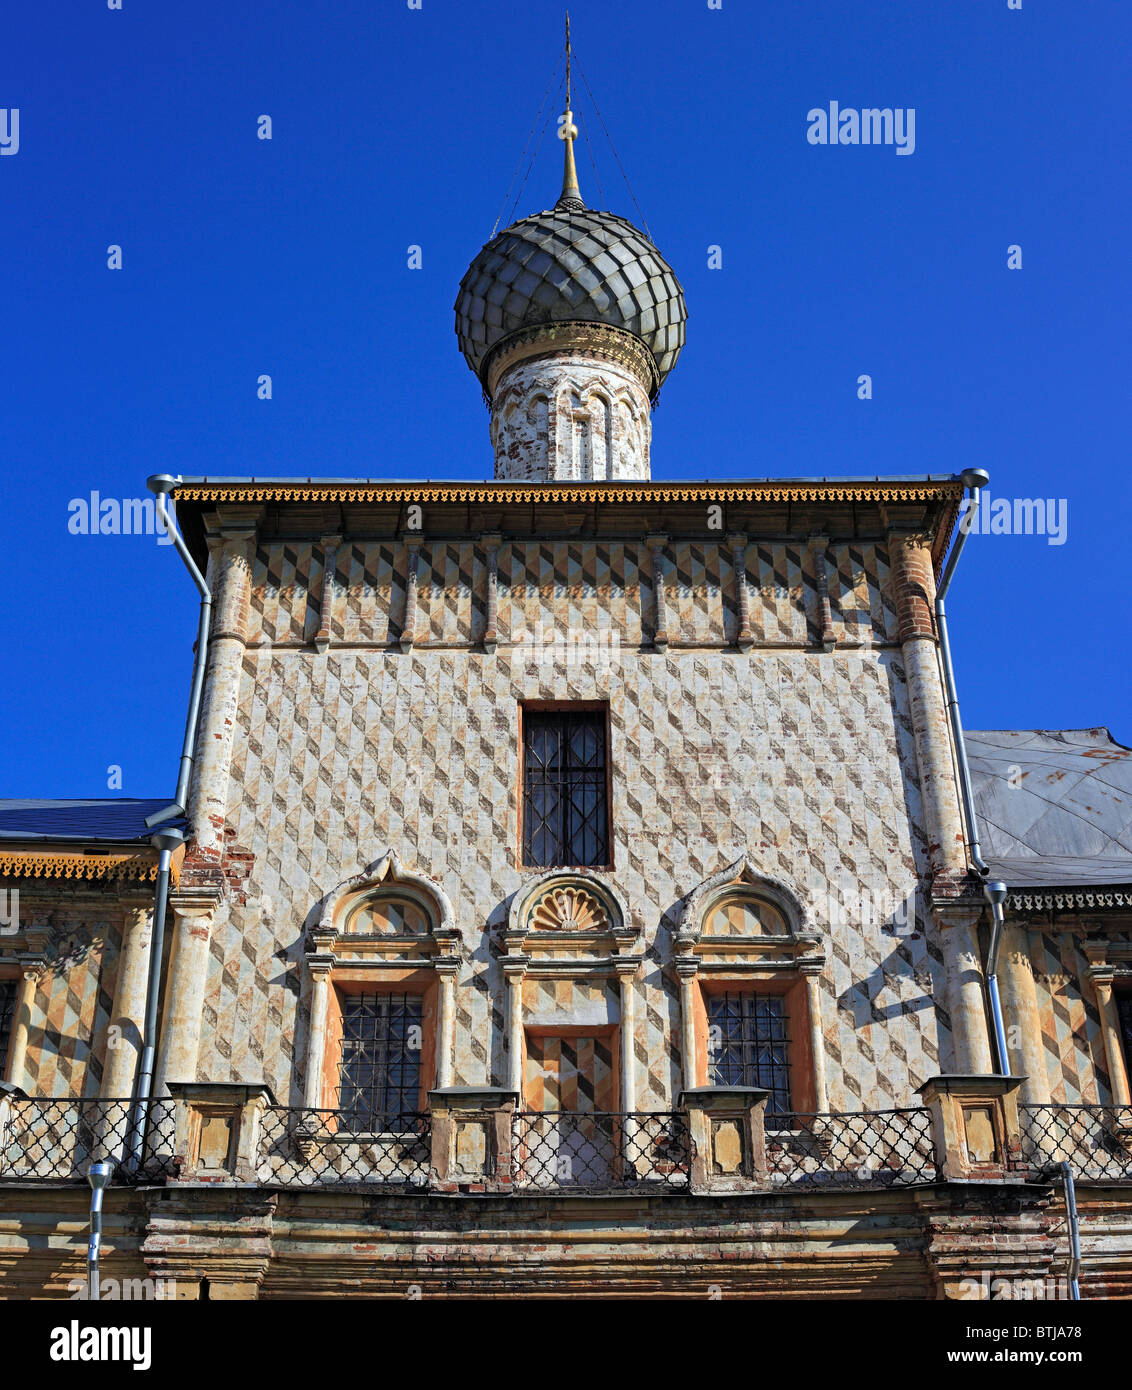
[0,849,168,883]
[176,480,963,505]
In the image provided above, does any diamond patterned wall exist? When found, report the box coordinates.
[206,534,952,1111]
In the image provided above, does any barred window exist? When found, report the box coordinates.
[336,993,423,1129]
[522,709,609,868]
[707,992,792,1122]
[0,978,15,1077]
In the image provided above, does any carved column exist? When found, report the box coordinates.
[302,948,336,1110]
[646,534,669,651]
[807,534,837,651]
[887,531,967,879]
[801,964,829,1111]
[998,922,1049,1104]
[614,959,641,1113]
[434,959,459,1091]
[190,507,260,856]
[400,538,421,652]
[481,533,501,653]
[728,533,753,650]
[676,957,700,1095]
[1086,956,1131,1107]
[504,961,527,1098]
[153,898,217,1095]
[937,905,994,1074]
[102,903,153,1098]
[4,963,43,1091]
[313,533,340,654]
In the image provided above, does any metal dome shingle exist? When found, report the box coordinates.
[455,205,687,394]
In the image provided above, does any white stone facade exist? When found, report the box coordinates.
[490,354,652,481]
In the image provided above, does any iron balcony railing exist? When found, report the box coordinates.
[8,1095,1132,1192]
[1020,1104,1132,1182]
[0,1096,177,1184]
[256,1107,432,1187]
[511,1111,690,1191]
[765,1108,939,1188]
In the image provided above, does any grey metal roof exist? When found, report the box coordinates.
[0,799,180,844]
[966,729,1132,889]
[454,205,687,392]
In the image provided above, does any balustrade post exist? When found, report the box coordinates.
[167,1082,277,1184]
[916,1074,1025,1181]
[680,1085,769,1194]
[428,1087,518,1194]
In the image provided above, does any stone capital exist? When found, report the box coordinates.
[203,505,264,542]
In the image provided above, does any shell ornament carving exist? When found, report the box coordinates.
[529,885,609,934]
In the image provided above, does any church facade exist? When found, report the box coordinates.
[2,108,1131,1301]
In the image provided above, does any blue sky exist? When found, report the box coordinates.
[1,0,1128,797]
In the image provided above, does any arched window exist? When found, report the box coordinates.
[303,853,461,1127]
[675,857,827,1120]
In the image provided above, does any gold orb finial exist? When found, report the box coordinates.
[556,13,584,210]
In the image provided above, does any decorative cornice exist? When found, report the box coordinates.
[1009,887,1132,914]
[174,480,964,507]
[484,321,659,400]
[0,849,171,884]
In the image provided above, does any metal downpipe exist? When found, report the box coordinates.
[129,830,184,1169]
[145,474,212,829]
[935,470,989,877]
[983,880,1010,1076]
[1061,1162,1082,1300]
[128,473,207,1166]
[934,470,1012,1078]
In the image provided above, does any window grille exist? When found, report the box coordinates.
[707,991,792,1121]
[522,709,609,867]
[336,993,423,1129]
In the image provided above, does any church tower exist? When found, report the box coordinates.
[454,35,686,482]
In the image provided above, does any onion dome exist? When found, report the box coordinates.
[454,102,686,402]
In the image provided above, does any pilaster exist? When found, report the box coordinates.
[189,507,261,856]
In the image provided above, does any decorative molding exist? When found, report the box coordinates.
[483,321,659,401]
[1009,888,1132,914]
[502,869,637,968]
[316,850,461,948]
[0,849,165,883]
[175,481,965,506]
[676,855,812,947]
[529,884,610,934]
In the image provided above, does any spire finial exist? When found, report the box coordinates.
[556,13,584,211]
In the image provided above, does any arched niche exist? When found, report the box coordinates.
[497,870,641,1110]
